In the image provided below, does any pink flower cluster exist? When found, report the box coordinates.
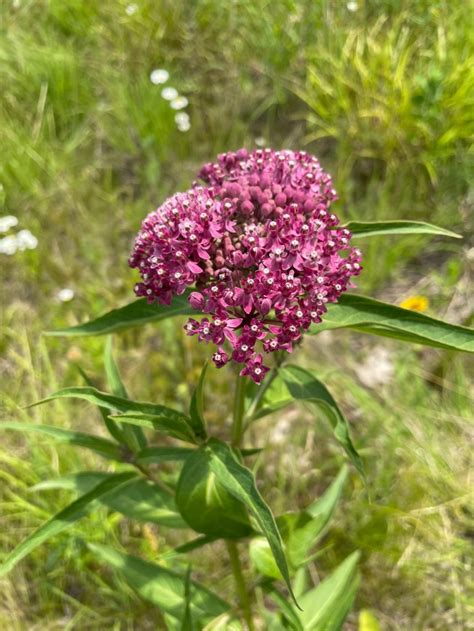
[129,149,362,383]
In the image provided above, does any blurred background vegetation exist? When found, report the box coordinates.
[0,0,473,628]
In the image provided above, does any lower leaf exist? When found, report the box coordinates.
[89,543,230,623]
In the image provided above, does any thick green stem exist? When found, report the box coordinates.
[231,375,247,447]
[226,540,255,631]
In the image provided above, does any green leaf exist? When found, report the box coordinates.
[306,465,349,522]
[251,467,348,576]
[104,337,147,451]
[264,585,304,631]
[135,446,194,465]
[280,366,365,482]
[47,293,195,337]
[344,220,461,239]
[188,362,208,440]
[298,551,360,630]
[0,472,136,576]
[176,447,253,539]
[311,294,474,353]
[0,422,122,460]
[206,438,298,607]
[202,615,243,630]
[280,465,349,569]
[77,366,125,445]
[249,537,282,580]
[104,337,128,398]
[33,472,186,528]
[28,386,198,444]
[172,535,218,556]
[110,412,197,444]
[180,567,195,631]
[89,543,230,623]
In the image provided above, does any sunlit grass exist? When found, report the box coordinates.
[1,0,472,628]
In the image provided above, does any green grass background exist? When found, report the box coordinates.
[1,0,473,628]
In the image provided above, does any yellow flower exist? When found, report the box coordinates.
[399,295,429,312]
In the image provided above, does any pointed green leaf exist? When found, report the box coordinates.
[188,362,208,440]
[280,366,365,482]
[298,551,360,630]
[180,567,195,630]
[311,294,474,353]
[77,366,125,444]
[110,412,197,444]
[0,472,136,576]
[104,337,128,398]
[172,535,218,556]
[280,466,349,569]
[0,422,122,460]
[47,293,196,337]
[104,337,147,451]
[32,472,186,528]
[89,543,230,622]
[206,438,298,607]
[264,585,304,631]
[135,446,194,465]
[306,465,349,522]
[344,220,461,239]
[251,467,348,575]
[28,387,197,443]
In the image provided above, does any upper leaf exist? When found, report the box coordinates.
[311,294,474,353]
[28,386,197,443]
[47,293,195,337]
[109,412,197,444]
[104,337,147,451]
[343,220,461,239]
[206,438,298,607]
[135,446,194,465]
[89,543,230,623]
[0,472,137,576]
[0,422,122,460]
[284,366,365,480]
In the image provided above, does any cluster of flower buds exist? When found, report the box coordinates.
[129,149,362,383]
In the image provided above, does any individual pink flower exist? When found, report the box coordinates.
[129,149,362,383]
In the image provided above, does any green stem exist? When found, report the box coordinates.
[244,351,286,429]
[225,540,255,631]
[231,374,247,447]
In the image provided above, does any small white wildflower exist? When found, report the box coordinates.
[0,235,18,255]
[161,86,178,101]
[125,3,138,15]
[346,1,358,11]
[16,229,38,250]
[255,137,266,147]
[175,112,191,132]
[0,215,19,233]
[150,69,169,85]
[57,288,75,303]
[170,96,189,110]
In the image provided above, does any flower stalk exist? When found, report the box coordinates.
[231,373,248,447]
[226,540,255,631]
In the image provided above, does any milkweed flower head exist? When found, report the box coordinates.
[129,149,362,383]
